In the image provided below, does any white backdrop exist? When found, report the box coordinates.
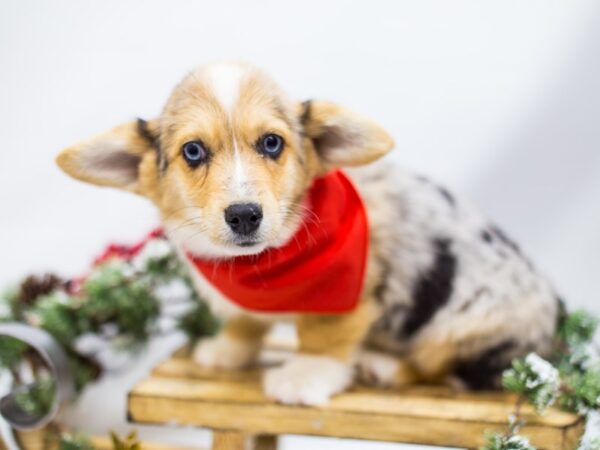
[1,1,599,449]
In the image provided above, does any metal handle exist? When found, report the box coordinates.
[0,322,76,450]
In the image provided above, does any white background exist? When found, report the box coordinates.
[1,1,599,449]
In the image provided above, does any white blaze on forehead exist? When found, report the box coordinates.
[203,63,253,198]
[231,138,251,198]
[205,63,247,114]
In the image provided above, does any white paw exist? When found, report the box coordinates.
[356,350,399,387]
[263,354,353,406]
[192,333,259,370]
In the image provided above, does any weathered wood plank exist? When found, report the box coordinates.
[253,435,277,450]
[211,431,247,450]
[128,374,584,450]
[152,358,262,382]
[14,428,59,450]
[152,357,526,403]
[130,376,575,426]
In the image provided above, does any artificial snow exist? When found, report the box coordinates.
[525,353,560,388]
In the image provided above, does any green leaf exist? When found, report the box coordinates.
[0,336,28,369]
[559,366,600,414]
[33,293,80,345]
[59,433,95,450]
[81,264,160,342]
[558,310,598,348]
[177,301,220,342]
[481,433,537,450]
[502,354,560,414]
[13,376,55,417]
[68,353,101,392]
[0,286,18,321]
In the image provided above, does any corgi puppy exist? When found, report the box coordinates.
[57,62,560,406]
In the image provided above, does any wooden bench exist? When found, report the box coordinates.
[127,347,584,450]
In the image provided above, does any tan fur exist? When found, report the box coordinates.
[56,62,396,404]
[393,359,425,385]
[222,316,270,343]
[57,122,155,191]
[297,299,377,361]
[151,67,321,254]
[302,100,394,170]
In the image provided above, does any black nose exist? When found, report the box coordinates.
[224,203,263,236]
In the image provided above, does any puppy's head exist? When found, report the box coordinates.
[57,62,394,258]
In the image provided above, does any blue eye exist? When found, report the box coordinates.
[258,133,284,158]
[182,141,208,167]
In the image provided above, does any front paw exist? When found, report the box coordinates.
[263,354,353,406]
[192,333,259,370]
[357,350,423,387]
[356,350,399,387]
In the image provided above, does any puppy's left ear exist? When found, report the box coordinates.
[56,119,159,193]
[300,100,394,168]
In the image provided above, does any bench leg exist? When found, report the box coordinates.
[254,435,278,450]
[212,430,247,450]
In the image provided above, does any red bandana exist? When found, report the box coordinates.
[187,170,369,314]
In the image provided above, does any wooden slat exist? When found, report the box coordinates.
[14,428,58,450]
[253,435,277,450]
[153,357,520,403]
[128,372,584,450]
[210,431,246,450]
[129,374,577,425]
[152,358,262,382]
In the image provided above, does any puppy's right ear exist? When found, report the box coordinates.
[300,100,394,169]
[56,119,159,192]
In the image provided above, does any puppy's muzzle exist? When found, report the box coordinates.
[224,203,263,237]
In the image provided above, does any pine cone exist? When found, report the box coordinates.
[18,273,64,307]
